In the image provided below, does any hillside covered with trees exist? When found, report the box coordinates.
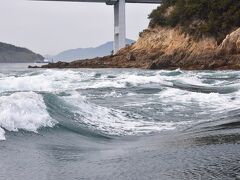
[36,0,240,70]
[0,42,44,63]
[149,0,240,42]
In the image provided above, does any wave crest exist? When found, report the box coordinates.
[53,93,189,136]
[0,92,56,140]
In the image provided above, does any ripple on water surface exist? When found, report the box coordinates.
[0,69,239,140]
[0,67,240,180]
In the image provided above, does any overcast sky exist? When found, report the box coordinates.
[0,0,158,55]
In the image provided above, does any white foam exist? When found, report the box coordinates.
[63,93,190,136]
[0,74,53,92]
[0,69,200,93]
[1,69,239,93]
[0,92,56,140]
[1,69,239,138]
[103,91,123,98]
[0,127,5,141]
[158,87,240,112]
[0,73,6,78]
[0,70,93,93]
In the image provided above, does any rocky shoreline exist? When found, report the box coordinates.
[29,27,240,70]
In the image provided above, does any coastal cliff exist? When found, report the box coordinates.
[35,0,240,70]
[37,26,240,70]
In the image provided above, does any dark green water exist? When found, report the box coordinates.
[0,64,240,180]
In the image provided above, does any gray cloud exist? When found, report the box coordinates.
[0,0,158,55]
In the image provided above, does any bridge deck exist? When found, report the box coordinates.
[34,0,161,4]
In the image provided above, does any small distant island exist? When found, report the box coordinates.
[0,42,44,63]
[32,0,240,70]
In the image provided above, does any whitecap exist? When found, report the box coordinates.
[0,92,56,140]
[0,69,94,93]
[158,87,240,112]
[62,93,191,136]
[0,127,5,141]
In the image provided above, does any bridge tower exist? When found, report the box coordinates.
[33,0,161,54]
[113,0,126,53]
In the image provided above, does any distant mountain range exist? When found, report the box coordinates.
[46,39,135,62]
[0,42,44,63]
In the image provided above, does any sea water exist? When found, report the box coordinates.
[0,63,240,180]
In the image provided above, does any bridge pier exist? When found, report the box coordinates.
[114,0,126,53]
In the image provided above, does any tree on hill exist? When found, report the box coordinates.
[149,0,240,43]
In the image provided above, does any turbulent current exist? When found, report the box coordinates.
[0,64,240,180]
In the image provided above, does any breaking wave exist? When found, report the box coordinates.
[0,68,240,140]
[44,93,190,137]
[0,92,55,140]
